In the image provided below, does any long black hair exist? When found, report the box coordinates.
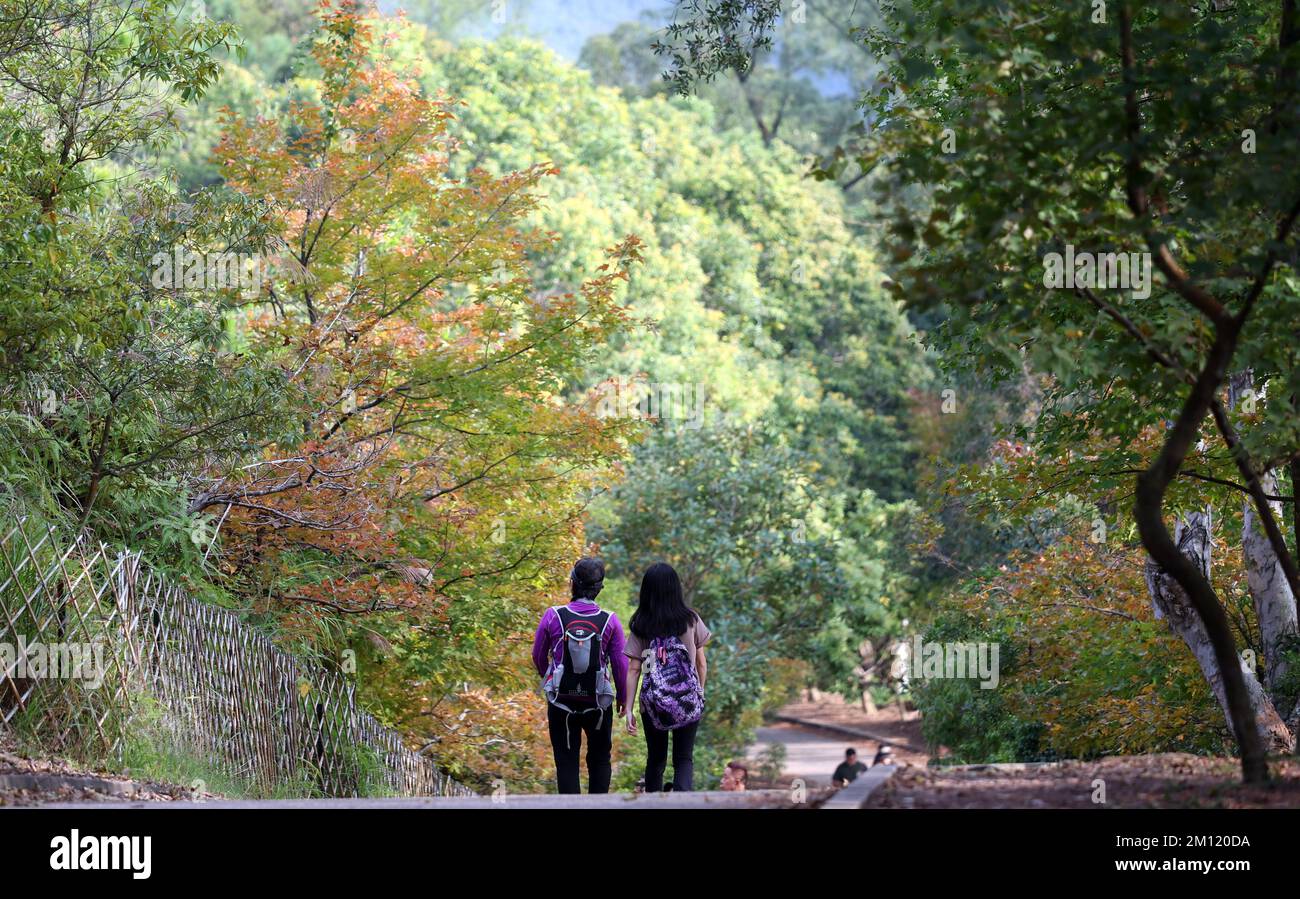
[629,562,698,640]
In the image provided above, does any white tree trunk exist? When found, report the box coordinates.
[1227,371,1299,703]
[1242,468,1298,697]
[1145,510,1294,752]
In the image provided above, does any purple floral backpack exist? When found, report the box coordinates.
[640,635,704,730]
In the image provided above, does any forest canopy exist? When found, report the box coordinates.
[0,0,932,789]
[7,0,1288,795]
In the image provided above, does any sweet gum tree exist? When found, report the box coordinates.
[206,1,643,782]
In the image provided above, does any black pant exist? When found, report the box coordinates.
[642,711,699,792]
[547,703,613,794]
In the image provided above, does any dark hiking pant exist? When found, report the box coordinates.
[642,711,699,792]
[548,703,613,794]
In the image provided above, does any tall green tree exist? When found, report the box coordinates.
[656,0,1300,782]
[583,1,883,196]
[589,422,912,769]
[0,0,286,567]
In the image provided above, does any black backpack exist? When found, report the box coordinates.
[542,606,615,712]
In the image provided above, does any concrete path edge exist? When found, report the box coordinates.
[819,765,896,809]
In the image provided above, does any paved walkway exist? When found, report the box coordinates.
[23,718,876,808]
[751,723,857,787]
[37,789,801,809]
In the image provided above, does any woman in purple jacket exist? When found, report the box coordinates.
[532,557,627,794]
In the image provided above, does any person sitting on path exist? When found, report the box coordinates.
[832,747,869,787]
[721,761,748,791]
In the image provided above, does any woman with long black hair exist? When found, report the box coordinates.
[623,562,711,792]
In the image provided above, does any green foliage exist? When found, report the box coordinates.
[657,0,1300,773]
[760,657,813,714]
[0,0,289,586]
[2,0,942,791]
[385,28,928,778]
[585,3,884,200]
[420,36,930,500]
[753,740,786,785]
[914,536,1227,764]
[912,611,1044,765]
[592,422,914,766]
[595,425,845,684]
[611,732,648,792]
[854,0,1300,770]
[851,0,1300,508]
[118,694,316,799]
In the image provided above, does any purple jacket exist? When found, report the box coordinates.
[532,599,628,706]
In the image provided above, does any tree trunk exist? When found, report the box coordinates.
[1242,467,1299,700]
[1291,457,1300,558]
[1230,372,1299,703]
[860,689,877,715]
[1134,321,1270,782]
[1145,510,1294,753]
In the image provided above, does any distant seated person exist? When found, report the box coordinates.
[832,748,868,787]
[873,744,896,767]
[720,761,748,791]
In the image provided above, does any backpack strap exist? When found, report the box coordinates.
[552,605,611,664]
[579,608,612,666]
[552,606,571,662]
[596,610,613,665]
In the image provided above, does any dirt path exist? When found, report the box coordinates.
[0,744,206,806]
[871,754,1300,809]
